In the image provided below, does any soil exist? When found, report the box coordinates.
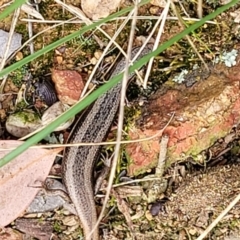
[157,163,240,239]
[1,0,240,239]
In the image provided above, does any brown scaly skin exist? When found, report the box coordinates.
[63,45,152,240]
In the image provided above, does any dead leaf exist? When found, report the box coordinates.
[0,140,62,227]
[230,8,240,23]
[15,218,52,240]
[0,227,23,240]
[81,0,122,20]
[0,30,22,59]
[21,4,44,20]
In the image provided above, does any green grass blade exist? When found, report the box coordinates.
[0,0,26,20]
[0,0,149,78]
[0,0,238,167]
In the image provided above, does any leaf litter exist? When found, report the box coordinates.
[0,140,61,227]
[1,0,240,239]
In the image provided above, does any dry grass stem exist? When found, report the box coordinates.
[89,1,140,238]
[143,0,170,88]
[170,1,209,71]
[0,7,20,95]
[197,193,240,240]
[20,16,217,24]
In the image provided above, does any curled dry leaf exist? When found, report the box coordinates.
[81,0,122,20]
[0,140,62,227]
[21,4,44,20]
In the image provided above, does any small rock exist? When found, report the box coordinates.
[145,210,153,221]
[0,109,6,120]
[81,0,122,20]
[90,57,98,65]
[42,101,74,131]
[15,51,23,61]
[51,69,84,105]
[6,111,42,138]
[94,50,103,59]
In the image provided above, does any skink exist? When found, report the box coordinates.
[62,45,152,240]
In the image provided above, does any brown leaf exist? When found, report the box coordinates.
[0,227,23,240]
[15,218,53,240]
[0,140,62,227]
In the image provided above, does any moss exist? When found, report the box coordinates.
[53,220,62,233]
[14,111,40,124]
[9,66,28,87]
[16,100,28,109]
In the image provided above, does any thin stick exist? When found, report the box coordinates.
[143,0,170,89]
[0,112,174,151]
[0,7,20,94]
[155,134,169,177]
[196,193,240,240]
[20,16,216,24]
[170,1,209,71]
[0,1,13,10]
[0,8,20,71]
[87,1,140,238]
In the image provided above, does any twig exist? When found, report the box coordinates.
[170,1,209,71]
[143,0,170,88]
[0,7,20,94]
[88,1,140,238]
[197,193,240,240]
[5,113,174,150]
[0,1,13,10]
[155,134,169,177]
[20,16,216,24]
[197,0,203,19]
[0,8,20,71]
